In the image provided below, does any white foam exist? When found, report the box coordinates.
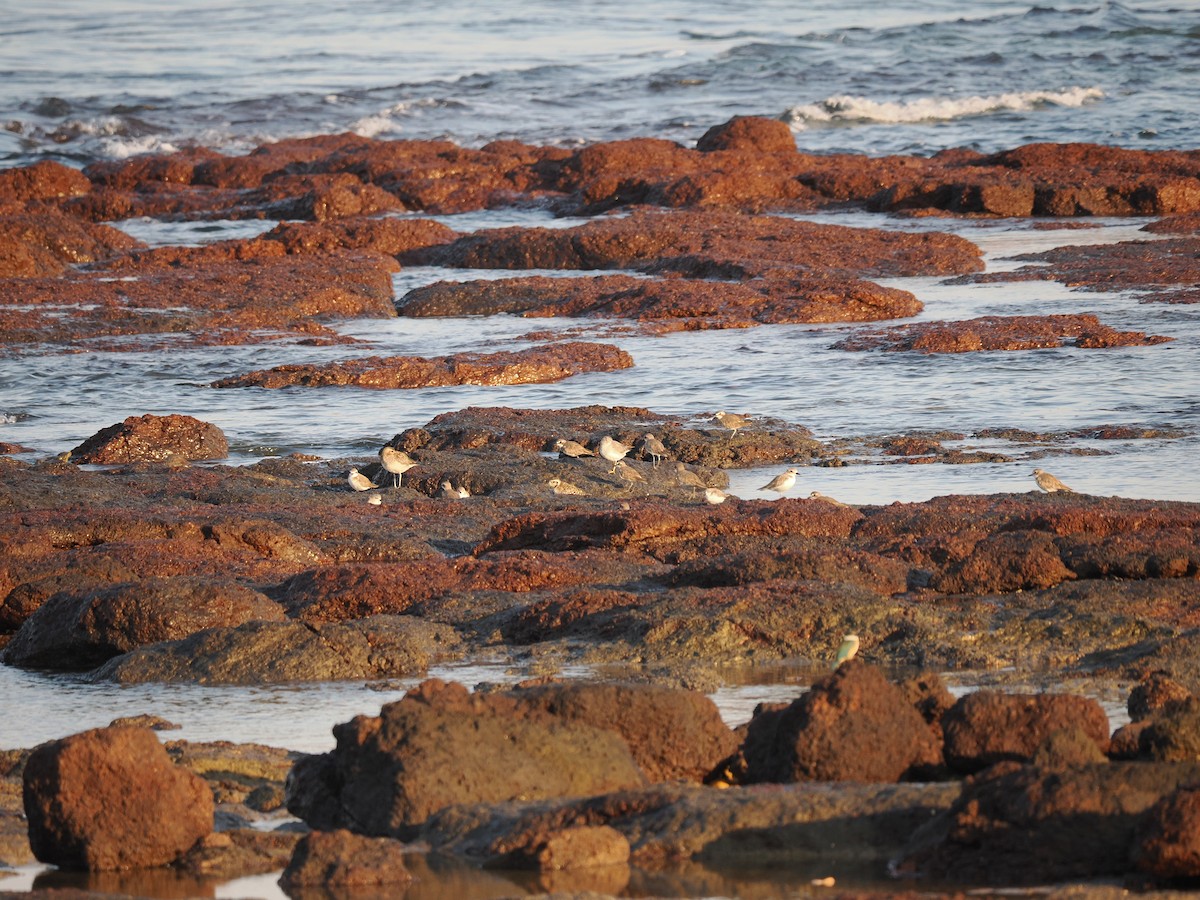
[351,98,447,138]
[785,86,1104,130]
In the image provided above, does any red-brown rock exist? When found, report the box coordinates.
[23,725,214,871]
[1135,786,1200,880]
[941,690,1111,773]
[278,829,412,887]
[739,660,944,783]
[0,160,92,202]
[286,679,646,836]
[834,313,1173,353]
[1129,672,1193,722]
[695,116,797,154]
[72,414,229,464]
[1,576,285,670]
[0,209,141,277]
[211,341,634,389]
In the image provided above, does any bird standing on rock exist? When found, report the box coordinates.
[674,462,708,498]
[712,410,751,438]
[760,467,799,495]
[835,634,860,667]
[553,438,595,459]
[347,467,374,492]
[599,436,632,473]
[379,446,418,488]
[640,433,668,467]
[1032,468,1074,493]
[613,460,646,492]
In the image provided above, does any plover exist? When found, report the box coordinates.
[347,467,374,492]
[835,634,859,667]
[674,462,708,498]
[599,435,633,472]
[613,460,646,492]
[553,438,595,458]
[379,446,418,488]
[1032,468,1073,493]
[437,479,469,499]
[704,487,729,505]
[366,492,383,506]
[712,410,751,438]
[808,490,851,508]
[640,433,668,468]
[760,467,799,495]
[548,476,586,496]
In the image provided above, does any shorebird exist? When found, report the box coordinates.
[808,490,851,508]
[760,467,799,495]
[640,433,668,467]
[379,446,418,488]
[347,467,374,492]
[1032,468,1073,493]
[674,462,708,498]
[835,634,860,667]
[553,438,595,459]
[548,476,586,496]
[366,492,382,506]
[437,479,469,499]
[704,487,729,505]
[599,435,633,473]
[613,460,646,492]
[712,410,751,438]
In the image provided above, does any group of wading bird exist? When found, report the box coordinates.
[347,410,1079,502]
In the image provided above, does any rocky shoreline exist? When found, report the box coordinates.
[2,117,1200,897]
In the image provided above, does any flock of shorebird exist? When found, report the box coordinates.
[347,411,1079,502]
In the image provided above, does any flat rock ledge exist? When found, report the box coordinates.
[211,341,634,389]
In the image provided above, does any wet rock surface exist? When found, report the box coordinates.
[212,340,634,389]
[71,413,229,464]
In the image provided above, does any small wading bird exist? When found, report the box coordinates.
[640,433,668,467]
[599,435,632,473]
[437,479,469,499]
[613,460,646,492]
[712,410,751,438]
[1032,467,1073,493]
[347,467,374,492]
[835,634,860,667]
[704,487,729,505]
[761,467,799,495]
[553,438,595,459]
[674,462,708,498]
[366,492,382,506]
[808,490,851,508]
[379,446,418,488]
[548,477,586,496]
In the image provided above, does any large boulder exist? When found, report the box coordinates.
[22,726,213,871]
[1,576,285,670]
[285,679,646,837]
[72,413,228,464]
[941,691,1112,773]
[1135,786,1200,880]
[739,660,943,783]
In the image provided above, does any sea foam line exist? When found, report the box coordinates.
[785,86,1104,129]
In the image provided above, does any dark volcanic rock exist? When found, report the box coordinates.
[92,615,460,684]
[1135,786,1200,880]
[286,679,646,837]
[1136,697,1200,762]
[941,690,1111,774]
[212,341,634,389]
[1,576,285,670]
[23,725,213,871]
[897,760,1200,884]
[279,829,413,887]
[834,313,1173,353]
[72,414,229,464]
[739,660,943,783]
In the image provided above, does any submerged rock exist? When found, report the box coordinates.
[279,828,413,887]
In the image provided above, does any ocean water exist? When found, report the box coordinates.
[0,7,1197,892]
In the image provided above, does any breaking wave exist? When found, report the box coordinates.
[785,86,1104,130]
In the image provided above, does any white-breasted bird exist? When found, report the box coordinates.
[761,467,799,495]
[640,433,668,467]
[347,467,374,492]
[704,487,729,505]
[379,446,418,488]
[674,462,708,498]
[1032,468,1073,493]
[613,460,646,492]
[554,438,595,458]
[808,490,851,508]
[835,634,860,667]
[712,410,751,438]
[548,477,587,496]
[599,435,633,473]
